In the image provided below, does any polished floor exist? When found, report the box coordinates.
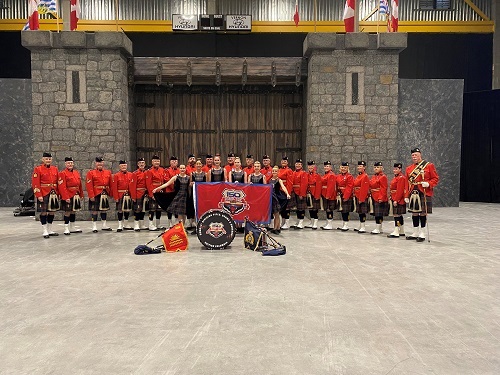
[0,203,499,375]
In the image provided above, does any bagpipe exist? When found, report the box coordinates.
[134,222,188,255]
[244,218,286,256]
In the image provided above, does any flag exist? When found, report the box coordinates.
[161,222,188,252]
[194,182,273,224]
[343,0,355,33]
[379,0,388,15]
[293,0,299,27]
[23,0,58,31]
[27,0,40,30]
[70,0,81,31]
[391,0,399,32]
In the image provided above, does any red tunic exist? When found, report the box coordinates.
[321,171,337,200]
[291,169,308,197]
[129,169,147,200]
[336,173,354,200]
[32,164,59,198]
[307,172,323,200]
[224,164,235,176]
[278,167,293,194]
[369,173,389,202]
[185,165,196,176]
[243,165,255,176]
[112,171,133,200]
[145,166,165,197]
[164,167,180,193]
[405,162,439,197]
[202,164,213,173]
[353,172,370,202]
[262,166,273,182]
[390,173,408,205]
[58,169,83,201]
[85,169,112,199]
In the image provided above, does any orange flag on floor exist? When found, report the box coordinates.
[161,222,188,252]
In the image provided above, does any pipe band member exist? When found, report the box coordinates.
[86,156,113,233]
[58,156,84,235]
[336,162,354,231]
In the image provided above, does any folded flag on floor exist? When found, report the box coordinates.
[160,222,188,252]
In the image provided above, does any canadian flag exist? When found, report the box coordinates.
[293,0,299,27]
[391,0,399,32]
[28,0,40,30]
[343,0,355,33]
[70,0,80,31]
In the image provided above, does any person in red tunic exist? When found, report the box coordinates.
[320,161,337,230]
[32,152,59,238]
[112,160,134,232]
[369,162,389,234]
[405,147,439,242]
[278,156,293,229]
[261,155,273,182]
[287,159,308,229]
[86,157,113,233]
[353,161,370,233]
[129,157,148,231]
[336,162,354,231]
[224,152,236,176]
[58,157,84,235]
[164,156,180,228]
[243,154,255,176]
[145,155,164,231]
[304,161,323,229]
[202,154,214,173]
[387,163,408,238]
[185,153,196,176]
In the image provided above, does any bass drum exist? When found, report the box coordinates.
[196,209,236,250]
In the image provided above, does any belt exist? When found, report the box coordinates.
[118,190,128,193]
[68,186,79,190]
[308,185,316,188]
[41,183,56,187]
[137,187,146,190]
[390,189,397,193]
[96,186,108,189]
[322,186,327,189]
[339,187,345,190]
[371,188,380,191]
[152,183,162,186]
[293,184,300,188]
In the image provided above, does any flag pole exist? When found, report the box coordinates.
[56,0,60,32]
[377,2,380,34]
[114,0,119,31]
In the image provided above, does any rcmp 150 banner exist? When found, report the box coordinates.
[194,182,272,224]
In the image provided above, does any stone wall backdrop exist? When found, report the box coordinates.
[0,79,33,206]
[398,79,464,207]
[304,33,407,172]
[21,31,133,178]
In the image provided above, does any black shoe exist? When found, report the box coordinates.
[190,230,197,235]
[101,228,112,231]
[123,227,134,231]
[43,235,49,239]
[353,228,359,232]
[117,228,123,232]
[406,236,417,240]
[387,234,399,238]
[64,232,70,236]
[92,229,98,233]
[416,237,425,242]
[49,232,59,236]
[399,234,406,237]
[70,230,82,233]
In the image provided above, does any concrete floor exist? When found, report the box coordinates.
[0,203,498,375]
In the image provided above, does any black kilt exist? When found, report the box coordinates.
[134,195,147,212]
[36,194,50,212]
[355,199,368,214]
[308,197,321,211]
[148,196,162,212]
[322,197,336,211]
[89,194,110,211]
[61,195,82,212]
[371,201,389,217]
[408,190,433,214]
[167,190,187,216]
[287,192,307,210]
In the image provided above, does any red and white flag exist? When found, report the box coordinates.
[391,0,399,32]
[293,0,299,27]
[70,0,80,31]
[28,0,40,30]
[343,0,355,33]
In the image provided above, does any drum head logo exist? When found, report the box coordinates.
[197,210,236,250]
[206,222,226,238]
[218,188,249,216]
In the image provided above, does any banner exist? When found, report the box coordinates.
[194,182,272,224]
[161,222,188,252]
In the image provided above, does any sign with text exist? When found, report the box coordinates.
[225,15,252,31]
[172,14,198,31]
